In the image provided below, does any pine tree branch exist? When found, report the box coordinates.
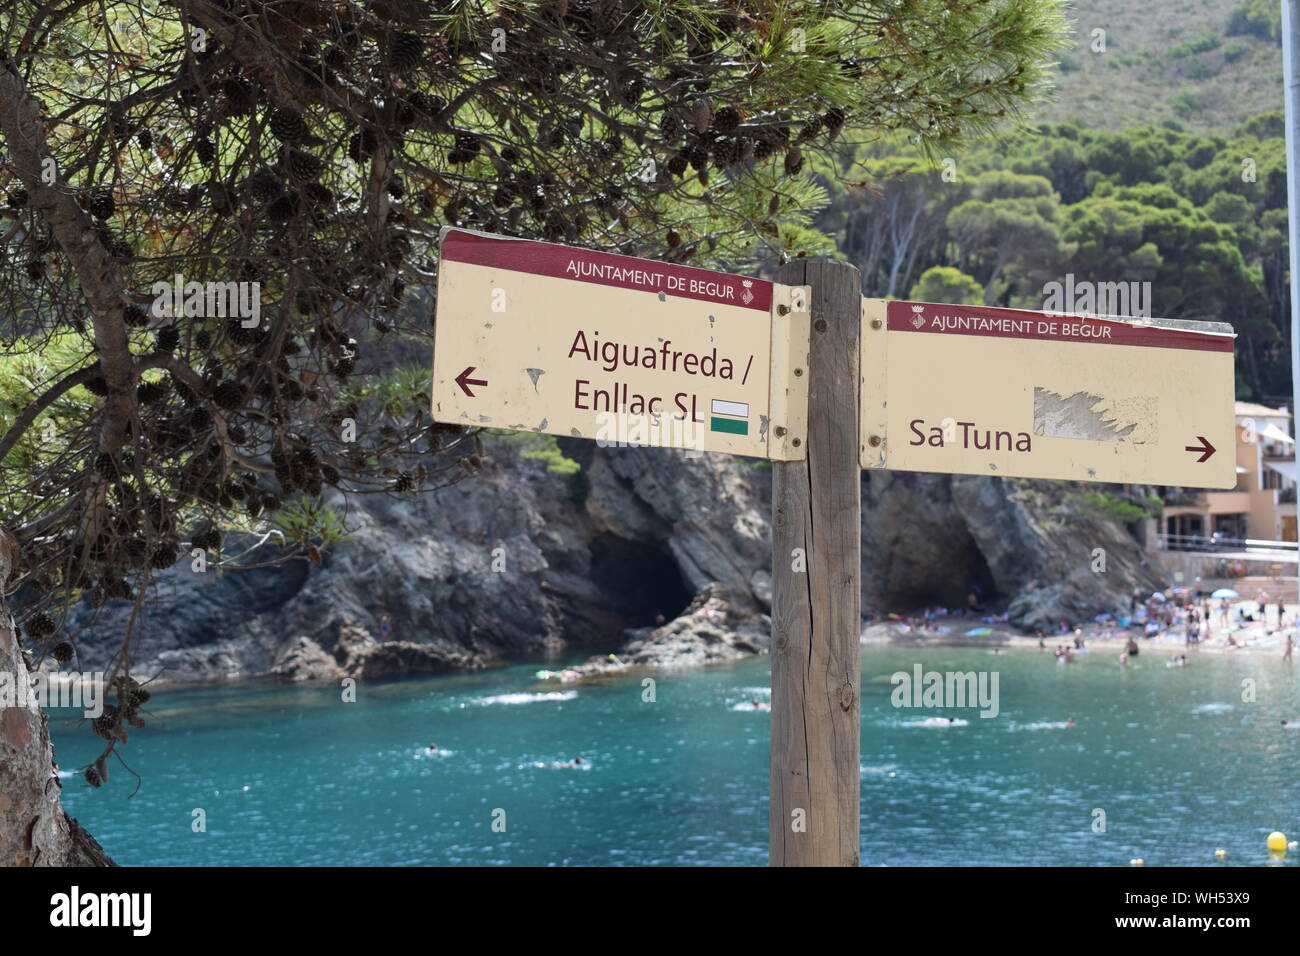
[0,365,98,464]
[0,63,134,466]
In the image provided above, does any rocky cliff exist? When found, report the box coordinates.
[58,435,1166,683]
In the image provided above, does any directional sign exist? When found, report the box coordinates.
[433,228,810,459]
[860,299,1236,488]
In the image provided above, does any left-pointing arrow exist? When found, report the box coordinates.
[455,366,488,397]
[1184,436,1216,463]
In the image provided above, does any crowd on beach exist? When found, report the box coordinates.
[872,580,1298,663]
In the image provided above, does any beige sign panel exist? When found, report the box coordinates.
[434,228,809,460]
[861,299,1236,489]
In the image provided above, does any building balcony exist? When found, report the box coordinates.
[1161,488,1206,507]
[1204,491,1251,515]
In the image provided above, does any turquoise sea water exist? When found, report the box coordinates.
[51,647,1300,866]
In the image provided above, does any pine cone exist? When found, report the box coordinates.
[823,107,846,137]
[267,191,301,222]
[245,167,283,204]
[91,704,121,742]
[150,543,179,569]
[225,316,262,345]
[303,182,334,209]
[194,136,217,164]
[453,131,480,157]
[212,380,247,409]
[93,452,120,480]
[284,148,323,182]
[156,327,180,352]
[796,117,823,143]
[660,112,683,142]
[712,138,742,167]
[784,146,804,177]
[137,380,170,405]
[25,613,56,639]
[88,187,115,220]
[221,76,258,114]
[84,371,109,396]
[389,32,423,72]
[269,106,307,143]
[691,98,712,133]
[347,128,379,162]
[712,105,740,134]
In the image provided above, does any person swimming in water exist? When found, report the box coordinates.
[919,716,956,727]
[1065,717,1076,728]
[751,697,771,711]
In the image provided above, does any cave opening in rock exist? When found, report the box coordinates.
[588,534,693,626]
[872,538,1001,614]
[958,546,1000,611]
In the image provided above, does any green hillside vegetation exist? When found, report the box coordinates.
[1040,0,1282,132]
[818,113,1289,402]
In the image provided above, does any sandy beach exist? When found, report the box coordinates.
[863,600,1298,661]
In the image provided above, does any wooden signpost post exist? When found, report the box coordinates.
[434,229,1236,868]
[770,259,861,867]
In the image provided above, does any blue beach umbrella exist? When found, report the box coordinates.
[1211,588,1239,599]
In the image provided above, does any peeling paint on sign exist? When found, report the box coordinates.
[1032,387,1156,444]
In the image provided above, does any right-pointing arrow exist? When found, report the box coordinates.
[1185,436,1216,463]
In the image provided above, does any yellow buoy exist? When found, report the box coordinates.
[1130,858,1145,866]
[1214,848,1226,859]
[1267,831,1287,853]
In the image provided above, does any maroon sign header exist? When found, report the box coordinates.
[441,228,773,312]
[888,301,1235,353]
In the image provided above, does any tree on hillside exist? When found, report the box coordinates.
[908,264,983,304]
[0,0,1068,862]
[946,170,1065,303]
[824,153,968,297]
[816,116,1291,399]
